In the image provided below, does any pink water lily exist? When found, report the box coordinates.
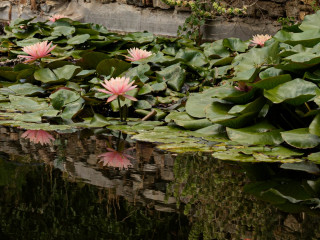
[21,130,55,146]
[250,34,272,47]
[126,47,152,62]
[49,14,66,22]
[97,77,137,103]
[98,148,133,169]
[18,41,56,63]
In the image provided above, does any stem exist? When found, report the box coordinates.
[117,97,123,122]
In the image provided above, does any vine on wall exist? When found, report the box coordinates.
[160,0,247,44]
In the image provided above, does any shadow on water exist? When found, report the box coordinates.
[0,126,320,239]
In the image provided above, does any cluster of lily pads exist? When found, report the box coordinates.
[2,12,320,163]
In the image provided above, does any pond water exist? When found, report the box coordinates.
[1,126,320,240]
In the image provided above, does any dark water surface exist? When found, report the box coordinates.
[0,126,320,240]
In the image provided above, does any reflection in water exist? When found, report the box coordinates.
[21,129,55,146]
[0,126,320,239]
[98,133,134,169]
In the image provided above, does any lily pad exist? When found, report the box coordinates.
[281,128,320,149]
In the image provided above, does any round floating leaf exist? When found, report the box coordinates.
[202,39,230,58]
[263,78,318,105]
[9,96,48,112]
[310,114,320,136]
[223,37,249,52]
[15,38,40,47]
[60,97,85,119]
[175,48,208,67]
[67,34,90,45]
[34,68,58,83]
[53,65,82,81]
[211,56,234,66]
[213,150,255,162]
[52,26,75,36]
[126,64,151,83]
[89,113,112,127]
[300,11,320,31]
[134,100,152,109]
[253,74,291,90]
[304,69,320,82]
[206,102,256,128]
[151,82,167,92]
[156,63,186,91]
[123,32,154,43]
[274,29,320,47]
[281,128,320,149]
[308,152,320,163]
[165,112,212,130]
[186,88,218,118]
[233,42,280,75]
[96,59,131,77]
[259,67,284,79]
[138,84,152,95]
[79,52,109,69]
[49,89,80,110]
[4,83,44,96]
[0,67,18,82]
[226,121,283,145]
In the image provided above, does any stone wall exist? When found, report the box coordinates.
[0,0,317,40]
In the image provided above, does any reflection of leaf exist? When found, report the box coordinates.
[280,162,320,174]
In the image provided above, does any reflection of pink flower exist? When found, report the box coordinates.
[250,34,272,47]
[49,14,66,22]
[235,81,252,92]
[97,77,137,103]
[126,48,152,62]
[21,130,55,145]
[18,41,56,63]
[98,148,133,169]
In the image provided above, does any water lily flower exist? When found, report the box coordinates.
[18,41,56,63]
[49,14,66,22]
[250,34,272,47]
[21,130,55,146]
[98,148,133,169]
[97,77,137,103]
[125,47,152,61]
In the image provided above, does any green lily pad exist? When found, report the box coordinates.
[125,64,151,83]
[156,63,186,91]
[67,34,90,45]
[223,37,249,52]
[96,59,131,77]
[263,78,318,105]
[185,88,218,118]
[226,121,283,145]
[49,89,81,110]
[9,96,49,112]
[0,83,44,96]
[175,48,208,67]
[281,128,320,149]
